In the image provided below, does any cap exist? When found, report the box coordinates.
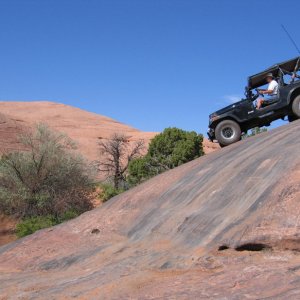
[265,73,274,79]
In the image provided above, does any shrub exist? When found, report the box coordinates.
[58,210,79,222]
[98,133,144,189]
[15,215,56,237]
[242,127,268,139]
[99,183,125,202]
[15,210,79,238]
[147,127,204,170]
[127,156,155,186]
[0,124,96,219]
[245,127,268,137]
[128,127,204,185]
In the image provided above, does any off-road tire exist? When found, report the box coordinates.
[288,115,297,123]
[292,95,300,118]
[215,120,241,147]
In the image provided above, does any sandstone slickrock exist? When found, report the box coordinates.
[0,120,299,299]
[0,101,156,161]
[0,101,218,247]
[0,101,218,160]
[0,112,29,153]
[0,215,17,247]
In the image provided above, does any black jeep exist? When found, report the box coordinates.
[208,56,300,147]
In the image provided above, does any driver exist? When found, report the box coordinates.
[256,73,278,109]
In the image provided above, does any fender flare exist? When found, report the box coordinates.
[211,115,241,130]
[288,87,300,105]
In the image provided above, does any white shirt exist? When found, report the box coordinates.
[268,80,278,95]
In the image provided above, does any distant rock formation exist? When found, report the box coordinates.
[0,101,218,161]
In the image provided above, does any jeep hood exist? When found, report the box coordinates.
[214,100,243,115]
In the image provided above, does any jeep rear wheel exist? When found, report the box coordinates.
[288,115,297,122]
[215,120,241,147]
[292,95,300,118]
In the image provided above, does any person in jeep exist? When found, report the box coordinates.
[256,73,279,109]
[208,56,300,147]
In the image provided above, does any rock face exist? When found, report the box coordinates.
[0,112,29,153]
[0,101,218,160]
[0,101,157,161]
[0,101,218,247]
[0,120,299,299]
[202,137,220,153]
[0,215,17,247]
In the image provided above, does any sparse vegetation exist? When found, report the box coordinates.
[15,210,79,238]
[243,127,267,138]
[98,133,145,189]
[0,125,205,230]
[128,128,204,186]
[127,157,155,186]
[98,183,125,202]
[97,128,204,201]
[0,124,96,236]
[15,215,56,237]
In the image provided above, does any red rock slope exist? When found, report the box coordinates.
[0,101,218,160]
[0,101,156,160]
[0,101,218,247]
[0,112,28,154]
[0,120,299,299]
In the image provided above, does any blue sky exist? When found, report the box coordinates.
[1,0,299,135]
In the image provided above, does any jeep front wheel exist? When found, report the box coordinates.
[215,120,241,147]
[292,95,300,118]
[288,115,297,122]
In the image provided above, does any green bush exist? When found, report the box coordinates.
[99,183,125,202]
[0,124,95,219]
[128,127,204,185]
[16,215,56,238]
[127,157,154,186]
[97,127,204,201]
[147,127,204,169]
[58,210,79,222]
[15,209,80,238]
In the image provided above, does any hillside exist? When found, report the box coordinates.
[0,112,28,153]
[0,101,219,161]
[0,101,218,247]
[0,120,299,299]
[0,101,156,161]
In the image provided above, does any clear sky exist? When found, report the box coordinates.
[1,0,299,135]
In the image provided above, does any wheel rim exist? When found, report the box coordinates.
[221,126,235,140]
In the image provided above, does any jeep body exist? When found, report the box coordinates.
[208,56,300,146]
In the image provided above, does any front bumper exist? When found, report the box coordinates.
[207,128,215,142]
